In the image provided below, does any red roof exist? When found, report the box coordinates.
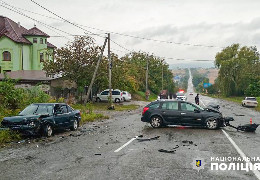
[0,16,31,44]
[47,42,56,48]
[0,16,54,47]
[23,26,50,37]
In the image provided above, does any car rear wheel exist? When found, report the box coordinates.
[115,98,120,103]
[70,119,78,131]
[123,97,126,101]
[150,116,163,128]
[205,118,219,130]
[43,124,53,137]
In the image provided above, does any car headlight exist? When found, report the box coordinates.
[29,121,35,127]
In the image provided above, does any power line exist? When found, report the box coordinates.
[0,1,73,41]
[30,0,104,38]
[0,1,216,62]
[28,0,222,49]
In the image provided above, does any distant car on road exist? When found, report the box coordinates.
[176,92,187,101]
[189,92,193,95]
[242,97,258,107]
[1,103,81,137]
[141,100,224,129]
[122,91,131,101]
[96,89,123,103]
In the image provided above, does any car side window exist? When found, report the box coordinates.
[162,102,178,110]
[149,103,160,109]
[67,105,73,113]
[181,102,197,112]
[60,105,68,114]
[101,91,109,95]
[112,91,120,95]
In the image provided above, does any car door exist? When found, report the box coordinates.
[179,102,203,125]
[100,91,109,101]
[160,101,180,124]
[67,105,76,125]
[54,105,70,128]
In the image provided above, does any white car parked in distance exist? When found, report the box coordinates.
[96,89,123,103]
[242,97,258,107]
[122,91,131,101]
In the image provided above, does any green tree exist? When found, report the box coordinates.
[215,44,260,96]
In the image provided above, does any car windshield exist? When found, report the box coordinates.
[19,104,54,116]
[246,97,257,101]
[176,92,185,96]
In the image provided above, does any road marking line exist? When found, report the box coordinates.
[114,136,137,152]
[200,99,206,107]
[222,129,260,179]
[200,98,260,179]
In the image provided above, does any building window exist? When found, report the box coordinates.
[40,38,43,44]
[45,39,47,44]
[40,53,44,62]
[3,51,11,61]
[33,38,37,43]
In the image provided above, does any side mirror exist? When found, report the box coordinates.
[194,109,200,113]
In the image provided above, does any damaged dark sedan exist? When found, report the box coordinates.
[141,100,227,129]
[1,103,81,137]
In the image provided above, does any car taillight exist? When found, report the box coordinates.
[121,92,123,96]
[142,107,149,115]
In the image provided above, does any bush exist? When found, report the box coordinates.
[0,129,21,146]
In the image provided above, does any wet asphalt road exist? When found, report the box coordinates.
[0,73,260,179]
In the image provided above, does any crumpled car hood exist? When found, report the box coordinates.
[3,115,41,123]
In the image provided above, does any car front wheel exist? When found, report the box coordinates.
[115,98,120,103]
[70,119,78,131]
[43,124,53,137]
[96,98,101,102]
[205,118,219,130]
[150,116,163,128]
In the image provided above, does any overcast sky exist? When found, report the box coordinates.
[1,0,260,68]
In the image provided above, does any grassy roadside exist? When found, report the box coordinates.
[132,91,158,101]
[207,94,260,112]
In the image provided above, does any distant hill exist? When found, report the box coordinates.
[169,61,215,69]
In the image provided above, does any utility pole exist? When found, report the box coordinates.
[86,37,108,102]
[145,57,149,100]
[108,33,113,109]
[162,61,164,91]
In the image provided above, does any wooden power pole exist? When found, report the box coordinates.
[86,37,108,102]
[108,33,113,108]
[145,57,149,100]
[162,61,164,91]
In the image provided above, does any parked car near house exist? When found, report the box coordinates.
[1,103,81,137]
[242,97,258,107]
[122,91,131,101]
[96,89,123,103]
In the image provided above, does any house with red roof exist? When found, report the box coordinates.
[0,16,56,73]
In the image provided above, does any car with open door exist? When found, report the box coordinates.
[141,100,224,129]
